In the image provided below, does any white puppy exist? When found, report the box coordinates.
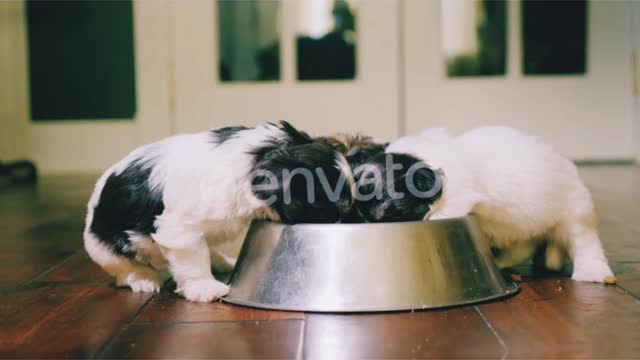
[84,122,355,302]
[359,126,615,283]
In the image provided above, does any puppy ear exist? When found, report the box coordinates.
[279,121,312,145]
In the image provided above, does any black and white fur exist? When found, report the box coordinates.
[347,152,443,223]
[84,122,355,302]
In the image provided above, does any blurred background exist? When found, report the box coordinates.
[0,0,639,173]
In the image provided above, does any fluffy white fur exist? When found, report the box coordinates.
[84,126,284,302]
[387,126,615,283]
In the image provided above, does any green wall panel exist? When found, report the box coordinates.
[26,0,136,121]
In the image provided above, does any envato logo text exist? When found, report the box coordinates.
[252,154,443,205]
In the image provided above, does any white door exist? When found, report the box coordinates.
[0,1,172,173]
[171,0,400,141]
[402,0,635,160]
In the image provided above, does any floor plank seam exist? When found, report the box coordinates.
[27,251,78,283]
[474,306,509,360]
[0,252,78,298]
[0,282,43,297]
[12,286,94,349]
[615,284,640,301]
[92,293,157,359]
[131,318,305,326]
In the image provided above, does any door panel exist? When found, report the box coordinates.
[403,0,634,159]
[172,0,399,141]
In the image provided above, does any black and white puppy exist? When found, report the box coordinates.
[347,152,443,223]
[84,122,354,302]
[315,132,393,223]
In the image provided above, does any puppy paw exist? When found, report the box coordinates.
[178,278,229,302]
[118,268,162,293]
[571,260,615,283]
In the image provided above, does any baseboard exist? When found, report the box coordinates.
[573,159,636,166]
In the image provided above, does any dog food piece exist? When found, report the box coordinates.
[604,276,617,285]
[510,273,522,282]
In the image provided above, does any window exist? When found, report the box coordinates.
[442,0,507,77]
[297,0,357,80]
[522,0,587,75]
[218,0,281,82]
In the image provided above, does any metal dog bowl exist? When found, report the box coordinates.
[223,217,519,312]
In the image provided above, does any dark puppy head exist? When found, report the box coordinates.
[316,132,388,169]
[251,122,354,224]
[344,152,443,223]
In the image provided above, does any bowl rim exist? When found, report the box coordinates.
[251,217,469,228]
[223,280,520,313]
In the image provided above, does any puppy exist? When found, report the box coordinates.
[316,132,388,168]
[353,126,615,283]
[316,133,390,222]
[348,152,443,223]
[84,121,355,302]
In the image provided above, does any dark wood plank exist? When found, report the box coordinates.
[134,281,304,323]
[0,283,153,358]
[0,252,74,290]
[38,252,111,284]
[0,175,94,289]
[100,320,304,359]
[0,212,86,290]
[0,175,93,225]
[303,308,504,359]
[616,262,640,299]
[478,279,640,359]
[34,252,304,323]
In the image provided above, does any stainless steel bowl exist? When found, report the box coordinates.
[223,217,519,312]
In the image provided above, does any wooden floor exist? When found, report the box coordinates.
[1,166,639,359]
